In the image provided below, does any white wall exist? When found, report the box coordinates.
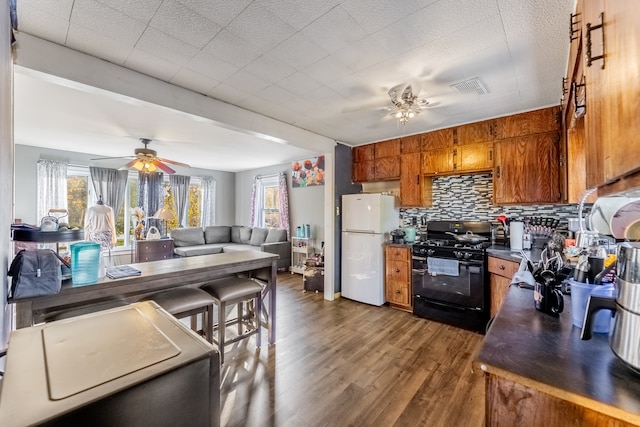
[235,162,325,250]
[14,144,236,226]
[1,0,13,347]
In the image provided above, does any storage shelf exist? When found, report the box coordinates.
[11,227,84,243]
[291,236,313,275]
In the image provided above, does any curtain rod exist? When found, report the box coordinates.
[256,172,283,179]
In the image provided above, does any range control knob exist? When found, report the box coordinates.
[464,252,473,260]
[427,249,435,256]
[454,251,463,259]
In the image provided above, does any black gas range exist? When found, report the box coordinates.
[412,221,491,333]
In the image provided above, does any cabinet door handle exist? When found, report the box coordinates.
[396,269,401,273]
[489,149,493,161]
[586,12,605,69]
[499,265,505,270]
[416,175,420,185]
[496,165,501,179]
[569,13,579,42]
[395,289,401,294]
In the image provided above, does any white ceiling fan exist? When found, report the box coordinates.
[386,83,431,124]
[91,138,191,174]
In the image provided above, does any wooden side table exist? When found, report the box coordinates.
[135,239,174,262]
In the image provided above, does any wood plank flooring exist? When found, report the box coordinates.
[219,273,486,427]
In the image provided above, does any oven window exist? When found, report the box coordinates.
[413,257,484,308]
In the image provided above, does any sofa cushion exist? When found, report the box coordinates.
[231,226,243,243]
[249,227,269,246]
[222,244,255,253]
[265,228,287,243]
[204,226,231,244]
[174,243,225,257]
[171,227,205,247]
[239,227,252,243]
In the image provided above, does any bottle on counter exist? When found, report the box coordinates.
[523,231,532,250]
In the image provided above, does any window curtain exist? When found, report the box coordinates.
[250,175,258,227]
[37,160,68,222]
[138,171,163,229]
[89,167,128,216]
[278,172,290,236]
[200,176,216,227]
[169,175,190,227]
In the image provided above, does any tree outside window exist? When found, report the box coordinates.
[263,185,280,227]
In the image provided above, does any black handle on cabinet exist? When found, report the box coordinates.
[416,175,420,185]
[569,13,580,42]
[572,81,586,116]
[586,12,605,69]
[496,165,501,179]
[499,265,505,270]
[489,149,493,162]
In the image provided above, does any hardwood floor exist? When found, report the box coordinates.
[219,272,486,427]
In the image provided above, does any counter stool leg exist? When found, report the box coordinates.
[205,304,213,344]
[256,294,262,348]
[238,302,244,336]
[218,301,226,364]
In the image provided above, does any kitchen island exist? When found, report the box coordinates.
[477,285,640,426]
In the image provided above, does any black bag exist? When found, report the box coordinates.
[8,249,62,299]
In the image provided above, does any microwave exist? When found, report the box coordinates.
[0,302,220,427]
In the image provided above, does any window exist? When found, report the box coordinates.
[257,176,280,228]
[188,181,201,227]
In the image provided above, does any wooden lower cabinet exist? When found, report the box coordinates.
[488,256,519,318]
[385,245,412,312]
[485,374,636,426]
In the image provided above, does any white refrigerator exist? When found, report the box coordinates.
[341,193,399,306]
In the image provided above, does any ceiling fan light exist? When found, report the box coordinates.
[132,161,144,171]
[408,111,415,118]
[146,162,157,172]
[395,111,402,118]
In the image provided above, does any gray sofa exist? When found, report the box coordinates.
[170,225,290,270]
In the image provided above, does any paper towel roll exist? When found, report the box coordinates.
[510,221,524,251]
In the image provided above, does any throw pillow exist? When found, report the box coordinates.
[231,225,242,243]
[239,226,252,244]
[204,226,231,243]
[250,227,269,246]
[170,227,205,247]
[265,228,287,243]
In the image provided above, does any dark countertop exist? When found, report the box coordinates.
[476,285,640,423]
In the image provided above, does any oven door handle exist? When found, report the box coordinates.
[412,255,427,261]
[412,268,427,275]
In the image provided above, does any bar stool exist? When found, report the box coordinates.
[200,277,263,364]
[142,287,215,344]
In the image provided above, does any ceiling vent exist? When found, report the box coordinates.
[451,78,488,95]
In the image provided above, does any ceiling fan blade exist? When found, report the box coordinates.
[123,159,139,168]
[158,157,191,168]
[153,160,176,174]
[90,155,135,161]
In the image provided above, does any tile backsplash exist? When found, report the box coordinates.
[400,173,590,231]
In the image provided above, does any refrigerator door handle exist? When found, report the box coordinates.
[344,229,376,234]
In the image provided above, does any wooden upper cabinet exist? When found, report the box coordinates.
[421,128,455,150]
[457,143,494,173]
[456,119,497,145]
[494,132,561,205]
[495,107,560,140]
[422,148,454,175]
[586,0,640,190]
[353,144,374,162]
[374,156,400,180]
[400,153,422,207]
[352,160,375,183]
[401,134,422,154]
[374,139,401,158]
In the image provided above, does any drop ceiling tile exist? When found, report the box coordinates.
[342,0,438,34]
[150,0,220,49]
[176,0,253,27]
[185,51,239,82]
[16,6,70,45]
[206,83,252,105]
[18,0,74,21]
[277,72,322,94]
[443,14,507,59]
[226,3,296,51]
[304,56,353,86]
[243,55,297,85]
[66,23,132,65]
[257,84,296,104]
[170,68,219,94]
[332,37,389,73]
[203,29,262,68]
[70,0,146,45]
[135,27,199,65]
[307,85,348,107]
[95,0,162,22]
[124,48,182,81]
[223,69,271,94]
[269,33,329,70]
[301,6,367,54]
[261,0,340,31]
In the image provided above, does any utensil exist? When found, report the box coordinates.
[445,231,488,244]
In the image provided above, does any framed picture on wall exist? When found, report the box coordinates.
[292,156,324,187]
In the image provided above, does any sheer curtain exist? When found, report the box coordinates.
[250,175,258,227]
[277,172,290,236]
[138,171,163,229]
[169,175,190,227]
[89,167,128,216]
[200,176,216,227]
[37,160,68,221]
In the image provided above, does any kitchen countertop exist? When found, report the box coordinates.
[476,285,640,424]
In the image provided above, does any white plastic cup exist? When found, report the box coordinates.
[510,221,524,251]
